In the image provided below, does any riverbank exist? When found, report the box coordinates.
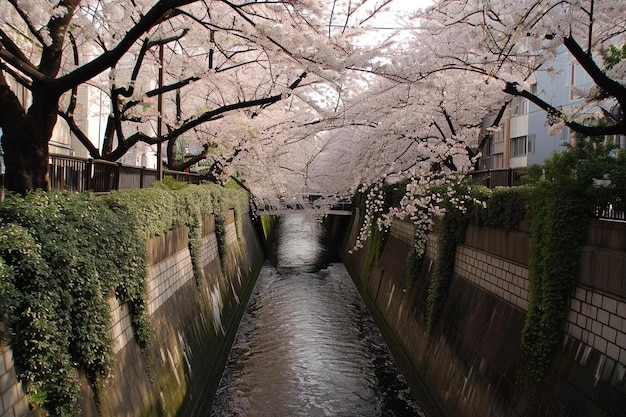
[339,211,626,417]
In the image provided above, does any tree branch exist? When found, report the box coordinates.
[165,143,211,171]
[57,112,101,158]
[504,81,625,136]
[53,0,197,94]
[0,48,45,82]
[161,72,307,138]
[0,70,26,127]
[563,35,626,108]
[145,75,201,98]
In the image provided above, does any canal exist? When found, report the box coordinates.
[210,214,425,416]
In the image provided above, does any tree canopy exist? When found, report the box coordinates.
[1,0,625,210]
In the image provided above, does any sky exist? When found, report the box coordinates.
[351,0,433,45]
[367,0,433,28]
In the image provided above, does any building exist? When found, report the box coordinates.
[479,46,625,170]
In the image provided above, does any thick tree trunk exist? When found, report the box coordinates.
[2,84,60,194]
[3,132,50,194]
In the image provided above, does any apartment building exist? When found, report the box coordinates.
[480,46,625,170]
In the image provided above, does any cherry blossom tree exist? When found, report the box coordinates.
[416,0,626,137]
[0,0,392,194]
[269,0,624,251]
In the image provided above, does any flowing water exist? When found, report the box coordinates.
[210,214,425,417]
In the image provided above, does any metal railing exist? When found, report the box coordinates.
[592,199,625,221]
[47,154,200,193]
[465,168,523,188]
[0,154,201,199]
[466,167,624,221]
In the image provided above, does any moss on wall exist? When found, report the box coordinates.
[0,181,250,417]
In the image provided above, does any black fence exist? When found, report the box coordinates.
[48,154,201,192]
[0,154,200,196]
[465,168,523,188]
[592,199,625,221]
[466,168,624,222]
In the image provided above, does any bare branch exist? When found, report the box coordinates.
[53,0,197,94]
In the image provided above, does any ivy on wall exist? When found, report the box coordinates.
[362,224,386,285]
[424,201,469,341]
[353,183,394,284]
[0,181,249,417]
[519,178,589,393]
[518,139,624,395]
[423,184,497,341]
[350,138,625,399]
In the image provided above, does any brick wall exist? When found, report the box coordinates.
[145,247,195,316]
[108,296,134,354]
[455,244,530,311]
[0,345,28,417]
[390,218,413,245]
[567,287,626,364]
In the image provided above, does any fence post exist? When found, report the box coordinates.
[85,159,93,191]
[140,167,145,189]
[115,163,122,190]
[508,167,513,187]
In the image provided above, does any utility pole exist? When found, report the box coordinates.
[157,43,164,181]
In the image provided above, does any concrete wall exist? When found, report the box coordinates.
[341,212,626,417]
[0,208,266,417]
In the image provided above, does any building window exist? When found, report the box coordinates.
[527,134,535,154]
[559,128,571,147]
[484,136,491,156]
[570,62,582,100]
[511,135,528,157]
[494,125,505,143]
[511,96,528,117]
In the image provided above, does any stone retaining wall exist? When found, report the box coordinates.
[455,244,530,311]
[1,208,266,417]
[341,216,626,417]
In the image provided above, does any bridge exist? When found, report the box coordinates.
[256,208,352,216]
[255,195,352,216]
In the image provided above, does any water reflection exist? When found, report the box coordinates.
[211,214,424,416]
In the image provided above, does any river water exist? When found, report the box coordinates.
[210,214,424,417]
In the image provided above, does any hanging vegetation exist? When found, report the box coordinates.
[0,181,249,416]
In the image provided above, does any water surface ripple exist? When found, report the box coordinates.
[211,214,424,416]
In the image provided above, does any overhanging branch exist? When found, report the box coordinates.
[504,81,625,136]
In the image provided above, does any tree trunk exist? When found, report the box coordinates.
[3,132,50,194]
[2,84,60,194]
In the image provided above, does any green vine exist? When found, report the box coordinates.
[362,224,386,285]
[405,239,425,291]
[347,139,624,408]
[424,199,470,341]
[0,181,249,416]
[354,183,394,283]
[214,211,228,274]
[519,179,589,392]
[518,138,624,394]
[470,186,528,230]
